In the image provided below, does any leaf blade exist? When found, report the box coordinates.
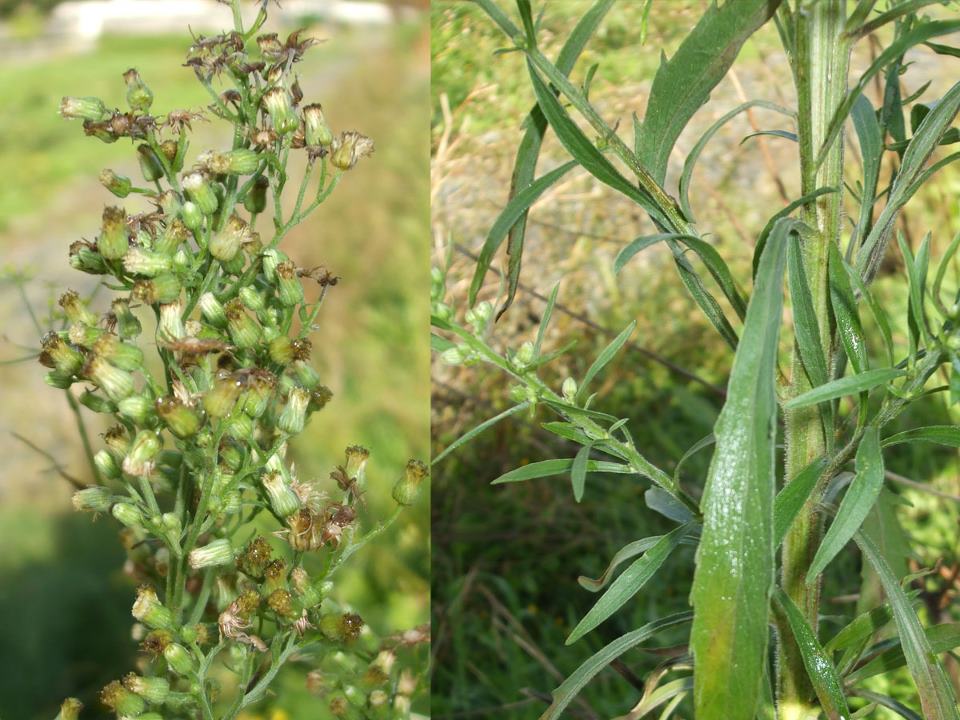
[784,368,904,410]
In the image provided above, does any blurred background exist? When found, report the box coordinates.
[0,1,429,718]
[431,2,960,718]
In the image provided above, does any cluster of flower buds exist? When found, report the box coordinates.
[48,1,425,716]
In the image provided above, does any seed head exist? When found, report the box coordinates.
[330,131,374,171]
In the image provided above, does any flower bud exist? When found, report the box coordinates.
[39,331,84,375]
[262,470,301,518]
[237,536,273,578]
[344,445,369,481]
[93,334,144,371]
[180,200,203,230]
[97,206,129,260]
[309,384,333,412]
[59,289,99,326]
[225,299,260,349]
[277,386,310,434]
[243,174,269,214]
[302,103,334,147]
[261,248,287,282]
[163,642,196,676]
[77,389,113,414]
[44,369,74,389]
[275,260,304,306]
[330,131,374,171]
[118,395,156,425]
[132,586,175,631]
[223,410,254,440]
[319,612,364,644]
[69,240,107,274]
[133,273,181,305]
[123,673,169,704]
[240,369,276,418]
[198,292,227,328]
[100,680,146,716]
[188,538,234,569]
[290,360,321,390]
[392,459,428,506]
[154,218,189,256]
[99,168,132,197]
[225,148,260,174]
[209,213,248,262]
[95,449,121,479]
[112,502,144,529]
[203,374,241,418]
[123,68,153,112]
[157,396,202,437]
[84,356,135,401]
[158,512,183,554]
[158,302,186,343]
[268,335,295,365]
[69,322,104,348]
[262,87,299,134]
[123,430,161,477]
[515,341,535,368]
[238,286,265,314]
[60,96,108,121]
[111,298,142,339]
[137,143,165,182]
[183,173,218,215]
[56,698,83,720]
[267,588,297,619]
[72,486,113,513]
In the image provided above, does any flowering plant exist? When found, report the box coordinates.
[46,2,426,717]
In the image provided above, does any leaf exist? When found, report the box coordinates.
[740,129,798,144]
[847,623,960,684]
[773,588,851,720]
[571,443,593,502]
[679,100,794,221]
[567,521,694,644]
[883,425,960,449]
[845,263,895,366]
[788,235,828,390]
[538,612,693,720]
[858,81,960,283]
[433,402,530,466]
[829,242,869,375]
[850,93,883,245]
[577,321,636,401]
[753,188,837,279]
[852,690,924,720]
[579,531,698,592]
[855,531,960,720]
[491,458,634,485]
[636,0,782,184]
[468,160,578,306]
[899,232,932,349]
[773,456,826,549]
[495,0,617,317]
[431,333,455,353]
[806,426,884,582]
[645,486,697,525]
[534,282,560,355]
[672,433,716,486]
[691,219,790,720]
[784,368,904,410]
[825,602,897,675]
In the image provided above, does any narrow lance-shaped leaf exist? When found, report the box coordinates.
[855,531,960,720]
[850,93,882,249]
[785,368,904,410]
[773,456,825,548]
[496,0,616,317]
[753,188,837,279]
[806,426,884,582]
[578,532,699,593]
[788,234,829,390]
[883,426,960,449]
[636,0,783,184]
[492,458,634,485]
[829,242,868,375]
[773,588,851,720]
[566,521,694,644]
[577,321,636,401]
[538,612,693,720]
[847,623,960,685]
[433,402,530,466]
[570,443,593,502]
[690,219,791,720]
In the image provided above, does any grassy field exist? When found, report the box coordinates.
[0,14,430,720]
[431,2,960,718]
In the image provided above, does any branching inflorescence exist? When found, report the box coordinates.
[45,1,427,718]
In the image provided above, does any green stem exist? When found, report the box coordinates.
[779,4,850,718]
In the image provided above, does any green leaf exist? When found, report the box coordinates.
[433,402,530,466]
[533,282,560,355]
[495,0,616,317]
[852,690,924,720]
[850,93,883,245]
[788,234,829,390]
[679,100,794,221]
[566,521,694,644]
[740,129,798,144]
[784,368,904,410]
[773,456,825,549]
[491,458,634,485]
[845,263,895,366]
[829,242,869,375]
[847,623,960,684]
[825,601,897,675]
[899,232,932,349]
[858,81,960,283]
[541,420,592,445]
[753,188,837,279]
[571,443,593,502]
[577,321,636,401]
[855,531,960,720]
[883,425,960,448]
[578,531,698,592]
[468,160,578,306]
[538,612,693,720]
[773,588,851,720]
[691,219,790,720]
[672,433,715,486]
[806,426,884,582]
[636,0,782,184]
[645,486,697,525]
[431,333,455,353]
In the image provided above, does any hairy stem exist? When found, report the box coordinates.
[779,3,850,717]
